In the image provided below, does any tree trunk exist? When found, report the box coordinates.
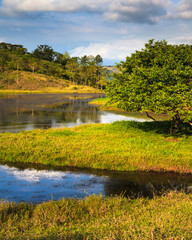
[170,118,174,134]
[145,112,156,121]
[16,65,19,88]
[175,112,181,130]
[170,112,181,134]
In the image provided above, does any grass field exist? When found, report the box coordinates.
[1,121,191,173]
[0,192,192,239]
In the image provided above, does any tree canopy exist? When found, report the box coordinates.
[32,45,56,61]
[106,39,192,129]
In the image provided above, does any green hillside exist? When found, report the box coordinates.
[0,42,108,92]
[0,70,102,93]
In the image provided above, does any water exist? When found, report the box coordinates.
[0,164,106,202]
[0,163,191,203]
[0,93,150,133]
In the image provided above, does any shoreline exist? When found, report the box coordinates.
[0,87,104,95]
[1,160,192,176]
[90,98,170,120]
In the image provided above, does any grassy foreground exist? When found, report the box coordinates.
[0,192,191,239]
[0,121,191,173]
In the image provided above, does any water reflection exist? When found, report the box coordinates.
[0,94,102,132]
[0,164,107,202]
[0,93,150,133]
[0,164,191,203]
[103,172,192,198]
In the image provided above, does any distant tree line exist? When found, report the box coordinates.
[0,42,107,89]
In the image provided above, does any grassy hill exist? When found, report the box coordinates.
[0,71,102,94]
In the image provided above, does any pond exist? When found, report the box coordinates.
[0,93,151,133]
[0,163,191,203]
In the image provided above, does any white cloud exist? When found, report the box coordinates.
[0,0,192,67]
[0,165,67,183]
[70,39,146,61]
[168,33,192,44]
[105,0,170,24]
[0,0,184,24]
[0,0,110,14]
[172,0,192,19]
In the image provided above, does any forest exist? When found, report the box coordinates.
[0,42,108,89]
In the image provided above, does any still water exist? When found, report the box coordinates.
[0,93,150,133]
[0,163,191,203]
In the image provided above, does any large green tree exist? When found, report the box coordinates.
[106,39,192,129]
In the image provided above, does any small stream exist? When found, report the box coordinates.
[0,163,191,203]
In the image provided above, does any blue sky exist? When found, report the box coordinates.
[0,0,192,65]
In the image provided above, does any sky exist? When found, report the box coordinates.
[0,0,192,65]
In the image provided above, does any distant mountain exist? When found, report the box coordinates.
[102,66,118,81]
[103,66,118,72]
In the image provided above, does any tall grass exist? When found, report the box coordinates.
[0,121,191,173]
[0,192,192,239]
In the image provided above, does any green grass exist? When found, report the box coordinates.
[90,97,109,105]
[0,192,192,239]
[1,121,191,173]
[90,97,124,112]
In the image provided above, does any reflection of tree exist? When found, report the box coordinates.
[58,101,101,123]
[34,120,52,129]
[0,94,103,131]
[103,173,192,198]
